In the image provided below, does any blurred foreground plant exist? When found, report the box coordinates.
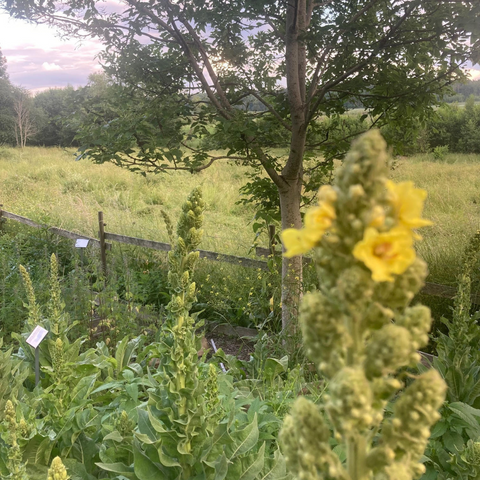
[280,130,446,480]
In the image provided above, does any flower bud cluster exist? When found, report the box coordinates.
[3,400,28,480]
[299,291,349,376]
[50,338,65,379]
[378,370,446,478]
[116,410,135,437]
[47,457,70,480]
[462,439,480,466]
[280,131,446,480]
[326,368,378,437]
[280,397,348,480]
[19,265,41,328]
[48,253,62,333]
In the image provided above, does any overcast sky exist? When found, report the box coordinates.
[1,10,480,94]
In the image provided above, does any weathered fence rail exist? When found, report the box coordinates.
[1,206,478,303]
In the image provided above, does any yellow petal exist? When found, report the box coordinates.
[386,180,433,230]
[353,227,416,282]
[281,228,315,258]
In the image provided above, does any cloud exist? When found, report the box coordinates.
[2,42,104,91]
[467,68,480,81]
[0,12,104,91]
[42,62,62,71]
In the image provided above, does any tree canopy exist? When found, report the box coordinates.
[0,47,16,145]
[3,0,479,330]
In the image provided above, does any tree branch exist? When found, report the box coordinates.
[249,91,292,131]
[307,0,422,123]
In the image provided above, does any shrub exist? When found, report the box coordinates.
[432,145,449,161]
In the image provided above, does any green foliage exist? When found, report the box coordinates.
[423,231,480,479]
[432,146,450,161]
[425,99,480,155]
[0,341,26,423]
[32,87,78,147]
[0,48,15,145]
[0,188,297,480]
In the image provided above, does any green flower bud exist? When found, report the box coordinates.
[280,397,348,480]
[299,291,349,377]
[326,367,375,437]
[374,257,427,309]
[365,446,395,470]
[47,457,69,480]
[365,325,418,379]
[396,306,432,351]
[462,439,480,466]
[334,266,374,312]
[362,302,394,330]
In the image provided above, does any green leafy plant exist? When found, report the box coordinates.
[125,188,285,480]
[432,146,450,161]
[422,231,480,479]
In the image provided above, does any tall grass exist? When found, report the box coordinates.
[0,147,259,255]
[391,154,480,288]
[1,146,480,321]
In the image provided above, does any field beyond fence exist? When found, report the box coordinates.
[1,205,477,305]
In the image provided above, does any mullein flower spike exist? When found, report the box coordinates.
[280,131,446,480]
[19,264,41,327]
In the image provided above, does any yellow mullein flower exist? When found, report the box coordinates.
[386,180,432,230]
[282,190,336,258]
[353,227,416,282]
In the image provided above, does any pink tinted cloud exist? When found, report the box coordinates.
[0,12,105,91]
[3,41,104,91]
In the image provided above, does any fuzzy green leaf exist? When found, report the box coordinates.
[229,413,259,459]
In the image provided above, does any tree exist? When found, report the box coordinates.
[12,88,36,148]
[0,47,15,145]
[33,86,79,146]
[4,0,479,332]
[0,47,7,80]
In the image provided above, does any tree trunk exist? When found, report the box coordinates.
[278,0,308,336]
[279,171,304,335]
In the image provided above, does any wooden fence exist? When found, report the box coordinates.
[0,206,478,304]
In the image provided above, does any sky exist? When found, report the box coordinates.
[0,12,104,93]
[1,10,480,94]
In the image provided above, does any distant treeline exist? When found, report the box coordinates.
[445,79,480,103]
[1,42,480,154]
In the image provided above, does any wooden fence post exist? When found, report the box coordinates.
[268,224,276,256]
[98,211,108,278]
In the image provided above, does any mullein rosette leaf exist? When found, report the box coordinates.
[280,130,446,480]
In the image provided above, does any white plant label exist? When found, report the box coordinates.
[26,326,48,349]
[75,238,89,248]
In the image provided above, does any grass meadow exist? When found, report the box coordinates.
[0,146,263,255]
[1,145,480,329]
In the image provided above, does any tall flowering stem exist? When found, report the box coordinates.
[19,265,41,328]
[48,253,63,335]
[280,131,446,480]
[146,188,206,480]
[2,400,28,480]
